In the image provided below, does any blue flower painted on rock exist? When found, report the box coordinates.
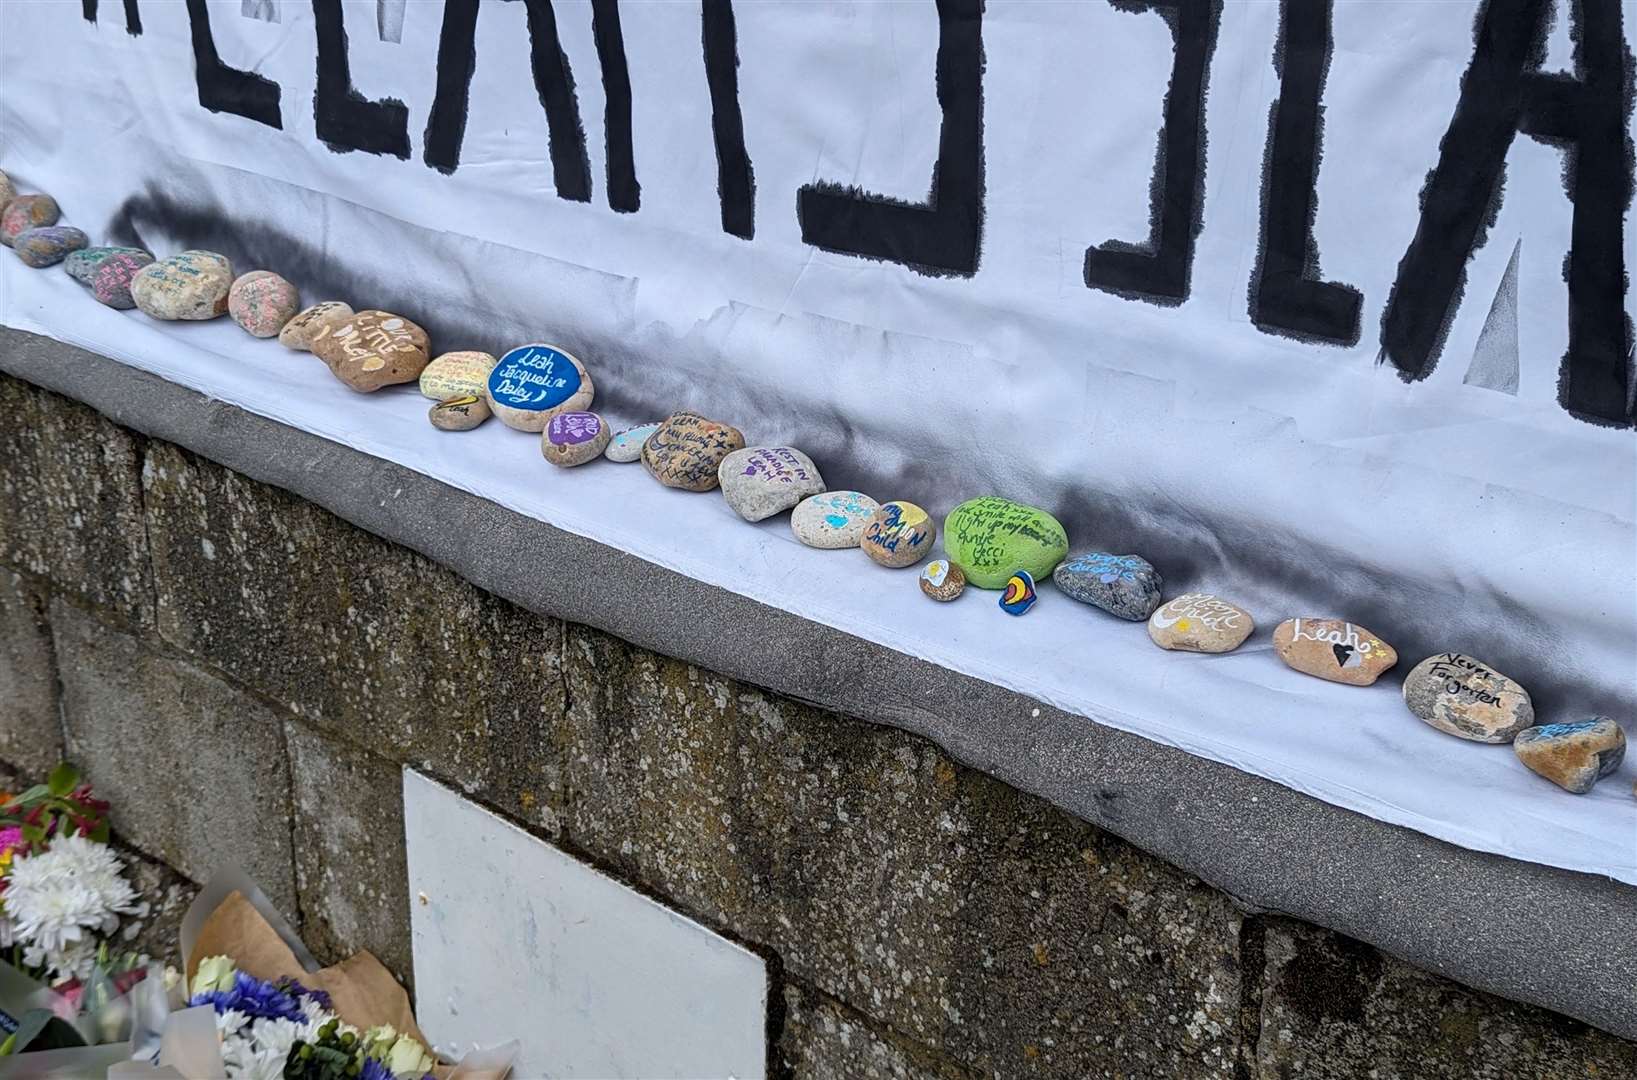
[1074,552,1147,585]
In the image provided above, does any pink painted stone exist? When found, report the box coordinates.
[228,271,301,338]
[90,251,156,310]
[0,195,59,247]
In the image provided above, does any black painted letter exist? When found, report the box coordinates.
[1084,0,1221,305]
[593,0,640,212]
[424,0,592,203]
[702,0,755,239]
[184,0,280,128]
[1249,0,1360,345]
[81,0,137,33]
[313,0,410,158]
[1380,0,1633,427]
[796,0,985,277]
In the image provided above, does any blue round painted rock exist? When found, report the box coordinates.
[999,570,1038,615]
[486,343,594,432]
[13,226,88,268]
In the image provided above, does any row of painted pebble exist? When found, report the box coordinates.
[1,179,91,273]
[6,165,1625,800]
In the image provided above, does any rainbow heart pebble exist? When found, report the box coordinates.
[999,570,1037,616]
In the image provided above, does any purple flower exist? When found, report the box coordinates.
[188,971,329,1023]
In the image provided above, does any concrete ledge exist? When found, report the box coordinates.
[3,326,1632,1041]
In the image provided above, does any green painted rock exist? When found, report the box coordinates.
[942,496,1069,590]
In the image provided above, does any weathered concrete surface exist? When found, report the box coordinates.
[119,842,200,972]
[0,374,152,629]
[287,720,412,987]
[563,625,1245,1078]
[142,443,566,836]
[53,599,297,916]
[778,982,981,1080]
[1255,919,1637,1079]
[0,337,1629,1041]
[0,569,62,776]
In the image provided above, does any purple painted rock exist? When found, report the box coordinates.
[13,226,87,268]
[131,250,234,320]
[228,271,301,338]
[542,410,611,467]
[0,195,59,246]
[64,246,148,285]
[90,251,157,309]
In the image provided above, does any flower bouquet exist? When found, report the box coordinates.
[0,763,175,1061]
[125,867,516,1080]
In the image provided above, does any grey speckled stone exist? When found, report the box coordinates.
[1053,552,1163,621]
[563,624,1246,1076]
[1255,919,1637,1080]
[140,442,566,835]
[64,246,148,285]
[287,721,411,986]
[1403,653,1533,743]
[0,376,153,629]
[718,446,826,522]
[53,600,296,917]
[0,570,62,777]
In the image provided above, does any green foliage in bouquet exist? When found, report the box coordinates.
[0,762,112,852]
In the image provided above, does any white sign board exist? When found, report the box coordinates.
[403,770,768,1079]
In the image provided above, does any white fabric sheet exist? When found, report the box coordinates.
[2,262,1632,883]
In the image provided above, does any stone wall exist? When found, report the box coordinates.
[0,371,1631,1080]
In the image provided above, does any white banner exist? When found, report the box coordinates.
[1,1,1632,879]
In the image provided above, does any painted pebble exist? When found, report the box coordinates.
[487,343,594,431]
[311,310,431,392]
[942,497,1069,590]
[1513,718,1626,794]
[920,559,965,602]
[279,301,354,352]
[718,446,826,522]
[861,501,936,569]
[13,226,87,268]
[605,423,660,463]
[999,570,1038,616]
[0,195,59,246]
[0,171,13,215]
[89,251,156,310]
[791,491,881,549]
[1402,654,1534,743]
[228,271,301,337]
[429,395,491,431]
[1054,552,1164,621]
[420,350,498,401]
[542,410,610,467]
[1147,593,1254,653]
[1273,618,1397,686]
[131,250,234,320]
[64,246,148,285]
[642,411,746,492]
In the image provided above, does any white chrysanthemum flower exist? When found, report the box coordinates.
[4,835,142,982]
[220,1013,326,1080]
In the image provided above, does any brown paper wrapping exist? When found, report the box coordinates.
[186,891,433,1060]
